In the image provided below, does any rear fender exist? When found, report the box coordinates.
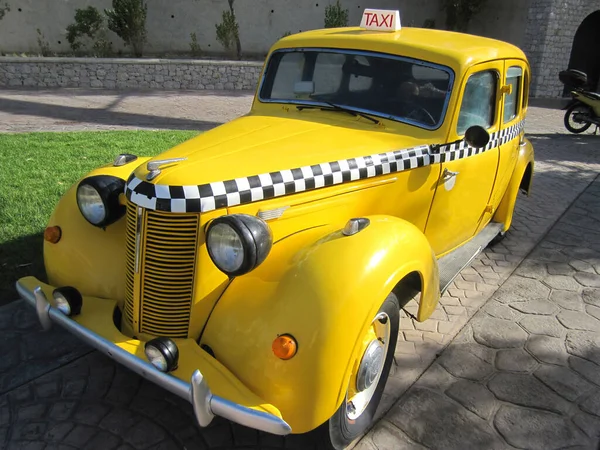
[493,139,534,232]
[200,215,439,433]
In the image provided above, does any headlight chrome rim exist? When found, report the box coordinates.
[206,214,273,277]
[76,175,126,227]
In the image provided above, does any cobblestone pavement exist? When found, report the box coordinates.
[1,90,600,449]
[356,177,600,450]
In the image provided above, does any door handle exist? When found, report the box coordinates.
[442,168,459,181]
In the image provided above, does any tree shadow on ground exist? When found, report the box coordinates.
[0,97,225,131]
[0,233,45,307]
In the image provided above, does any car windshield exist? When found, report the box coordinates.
[259,49,454,129]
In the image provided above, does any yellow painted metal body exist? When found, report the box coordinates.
[26,26,535,434]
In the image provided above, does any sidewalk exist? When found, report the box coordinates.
[0,88,599,449]
[356,176,600,450]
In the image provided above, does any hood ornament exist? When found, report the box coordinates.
[146,157,187,181]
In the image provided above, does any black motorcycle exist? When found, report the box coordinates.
[559,69,600,134]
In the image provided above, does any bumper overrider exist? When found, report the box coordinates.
[16,277,291,436]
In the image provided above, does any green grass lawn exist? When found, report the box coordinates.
[0,131,199,304]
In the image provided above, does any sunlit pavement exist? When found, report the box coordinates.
[1,89,599,449]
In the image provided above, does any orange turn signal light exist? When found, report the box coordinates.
[44,226,62,244]
[272,334,297,360]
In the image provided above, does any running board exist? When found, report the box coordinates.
[438,222,504,293]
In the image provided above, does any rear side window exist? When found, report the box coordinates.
[457,71,497,135]
[503,66,522,123]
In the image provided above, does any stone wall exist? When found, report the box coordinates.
[521,0,599,97]
[0,57,263,90]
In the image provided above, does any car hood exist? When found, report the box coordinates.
[133,113,430,187]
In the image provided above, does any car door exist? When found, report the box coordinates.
[425,61,504,256]
[485,61,526,217]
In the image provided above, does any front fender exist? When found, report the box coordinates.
[200,215,439,433]
[44,158,150,302]
[493,139,534,232]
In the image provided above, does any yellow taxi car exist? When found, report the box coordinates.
[17,9,533,449]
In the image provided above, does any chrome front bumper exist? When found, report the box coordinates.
[17,282,292,436]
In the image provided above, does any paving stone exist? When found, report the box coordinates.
[44,422,75,442]
[585,304,600,321]
[551,290,585,311]
[570,260,597,274]
[483,301,522,321]
[488,373,569,414]
[573,412,600,438]
[547,263,576,276]
[579,390,600,417]
[544,275,583,291]
[414,363,456,392]
[496,276,552,301]
[495,348,538,372]
[368,420,427,450]
[510,299,558,315]
[565,331,600,366]
[494,405,585,450]
[575,272,600,287]
[519,315,565,338]
[569,356,600,387]
[472,317,528,348]
[582,288,600,307]
[445,380,497,420]
[388,388,505,450]
[438,346,494,381]
[85,430,122,450]
[526,335,569,366]
[557,310,600,332]
[534,364,594,401]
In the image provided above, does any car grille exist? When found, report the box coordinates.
[124,202,199,338]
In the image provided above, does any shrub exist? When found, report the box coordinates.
[324,0,348,28]
[189,32,202,56]
[36,29,51,56]
[105,0,147,57]
[66,6,113,56]
[442,0,486,32]
[0,3,9,21]
[215,3,240,58]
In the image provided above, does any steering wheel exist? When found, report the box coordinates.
[406,105,436,126]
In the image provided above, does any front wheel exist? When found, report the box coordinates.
[564,103,593,133]
[316,293,400,450]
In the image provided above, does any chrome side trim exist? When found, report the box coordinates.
[17,281,292,436]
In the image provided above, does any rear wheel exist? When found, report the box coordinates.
[316,293,400,449]
[564,103,593,133]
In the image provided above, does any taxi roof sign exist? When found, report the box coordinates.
[360,9,401,32]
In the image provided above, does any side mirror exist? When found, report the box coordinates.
[464,125,490,148]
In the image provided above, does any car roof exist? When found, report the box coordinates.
[273,27,528,72]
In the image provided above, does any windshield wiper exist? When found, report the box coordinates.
[296,102,381,125]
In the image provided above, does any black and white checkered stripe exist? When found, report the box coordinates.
[125,120,525,213]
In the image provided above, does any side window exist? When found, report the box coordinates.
[503,66,522,123]
[457,71,497,135]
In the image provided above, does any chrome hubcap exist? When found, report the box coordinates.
[346,312,391,420]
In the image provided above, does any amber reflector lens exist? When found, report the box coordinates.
[272,335,297,360]
[44,226,62,244]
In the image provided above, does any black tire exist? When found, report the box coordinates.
[314,293,400,450]
[564,103,592,134]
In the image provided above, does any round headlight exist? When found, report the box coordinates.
[206,214,272,276]
[52,286,83,316]
[144,337,179,372]
[76,176,126,227]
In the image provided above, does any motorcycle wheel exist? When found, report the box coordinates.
[564,103,593,133]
